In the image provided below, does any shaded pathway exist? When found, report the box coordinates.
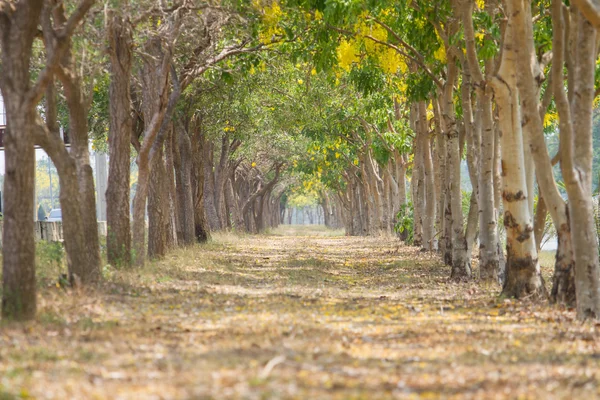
[0,226,598,399]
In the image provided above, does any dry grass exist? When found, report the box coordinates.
[0,227,598,399]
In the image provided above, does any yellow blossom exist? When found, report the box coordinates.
[434,45,447,63]
[377,47,408,75]
[337,39,360,71]
[543,112,558,128]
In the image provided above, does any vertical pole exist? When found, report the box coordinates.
[48,157,53,209]
[95,152,108,221]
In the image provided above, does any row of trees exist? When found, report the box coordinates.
[276,0,600,320]
[2,0,600,322]
[0,0,305,320]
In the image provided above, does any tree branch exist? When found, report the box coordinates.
[26,0,95,107]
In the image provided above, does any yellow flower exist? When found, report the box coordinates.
[337,39,359,71]
[251,162,257,168]
[335,152,341,159]
[311,68,317,76]
[434,45,446,63]
[377,47,407,75]
[314,10,323,21]
[257,1,284,44]
[476,0,485,10]
[297,79,304,85]
[543,112,558,128]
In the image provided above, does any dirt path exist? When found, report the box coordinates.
[1,226,599,399]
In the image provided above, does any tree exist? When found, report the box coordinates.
[0,0,95,320]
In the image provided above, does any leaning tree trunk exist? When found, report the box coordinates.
[106,12,133,267]
[491,4,545,298]
[40,82,90,285]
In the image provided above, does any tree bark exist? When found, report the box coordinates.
[132,37,171,266]
[38,81,89,286]
[419,101,436,250]
[553,1,600,317]
[191,123,211,243]
[148,146,167,259]
[174,124,196,245]
[492,2,545,298]
[203,141,221,231]
[107,13,133,267]
[0,0,48,319]
[443,54,470,279]
[1,106,37,320]
[164,125,177,249]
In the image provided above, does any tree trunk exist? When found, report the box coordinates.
[512,0,575,303]
[148,147,167,259]
[433,98,449,259]
[164,126,177,249]
[203,141,221,231]
[188,123,211,242]
[460,71,479,258]
[478,88,500,281]
[419,101,436,250]
[106,13,133,267]
[553,2,600,318]
[411,103,424,247]
[491,3,545,298]
[442,53,469,279]
[174,125,196,245]
[2,109,37,320]
[131,37,172,266]
[39,82,89,286]
[56,40,102,281]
